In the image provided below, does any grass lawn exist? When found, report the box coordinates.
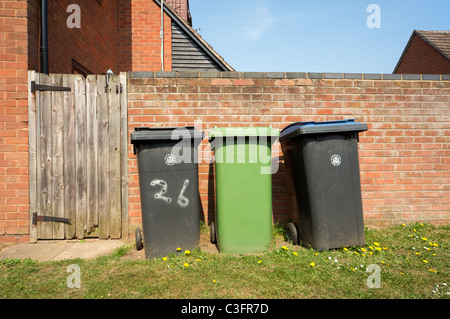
[0,222,448,300]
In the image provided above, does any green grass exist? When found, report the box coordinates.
[0,223,448,299]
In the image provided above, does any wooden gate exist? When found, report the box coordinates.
[28,71,128,241]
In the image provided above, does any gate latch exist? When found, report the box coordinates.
[32,212,71,225]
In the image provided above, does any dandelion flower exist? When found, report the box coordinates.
[383,247,388,250]
[292,252,298,256]
[413,228,417,232]
[375,247,382,251]
[196,259,202,262]
[183,263,189,267]
[343,247,348,251]
[162,257,167,261]
[282,246,289,251]
[213,279,217,284]
[257,260,262,264]
[185,250,191,255]
[402,223,406,227]
[350,267,356,271]
[422,237,427,241]
[310,262,315,267]
[429,269,437,273]
[420,223,424,226]
[422,260,428,264]
[374,242,380,246]
[361,248,367,252]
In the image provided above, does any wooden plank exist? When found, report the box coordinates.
[86,75,99,235]
[63,74,77,239]
[74,75,87,239]
[108,75,122,239]
[119,72,129,239]
[97,75,110,239]
[38,73,53,239]
[28,71,38,242]
[51,74,65,239]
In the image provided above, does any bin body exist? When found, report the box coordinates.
[210,127,279,254]
[131,127,203,259]
[280,120,368,251]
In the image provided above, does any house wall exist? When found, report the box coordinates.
[0,0,30,241]
[27,0,117,74]
[116,0,172,72]
[127,72,450,235]
[395,34,450,74]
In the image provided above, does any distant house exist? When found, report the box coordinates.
[394,30,450,74]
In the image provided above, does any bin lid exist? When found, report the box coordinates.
[208,126,280,142]
[130,126,204,143]
[279,119,368,142]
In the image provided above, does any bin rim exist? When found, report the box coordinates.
[279,119,368,142]
[130,126,204,143]
[208,126,280,142]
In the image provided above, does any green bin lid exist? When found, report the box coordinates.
[208,126,279,142]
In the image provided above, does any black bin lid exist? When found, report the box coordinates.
[130,126,204,143]
[279,119,368,142]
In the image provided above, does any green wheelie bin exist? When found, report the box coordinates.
[209,126,279,254]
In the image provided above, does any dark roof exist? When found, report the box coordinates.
[154,0,234,72]
[394,30,450,73]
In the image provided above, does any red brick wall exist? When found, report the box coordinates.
[127,72,450,232]
[0,0,30,241]
[116,0,172,72]
[27,0,117,74]
[395,34,450,74]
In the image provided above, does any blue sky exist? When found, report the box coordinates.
[188,0,450,73]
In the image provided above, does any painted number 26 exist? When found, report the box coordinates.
[151,179,189,208]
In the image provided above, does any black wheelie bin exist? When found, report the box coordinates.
[280,119,368,251]
[131,126,204,259]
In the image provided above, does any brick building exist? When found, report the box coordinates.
[0,1,449,242]
[394,30,450,74]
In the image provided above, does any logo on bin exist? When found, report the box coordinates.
[164,154,177,166]
[331,154,342,167]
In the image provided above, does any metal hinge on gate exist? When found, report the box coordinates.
[32,212,71,225]
[30,81,71,93]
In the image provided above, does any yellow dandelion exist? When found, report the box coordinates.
[428,269,437,273]
[310,262,315,267]
[183,263,189,267]
[292,252,298,256]
[421,237,427,241]
[415,252,421,255]
[420,223,424,226]
[413,228,416,232]
[362,254,366,257]
[350,267,356,271]
[375,247,382,251]
[185,250,191,255]
[343,247,348,251]
[361,248,367,252]
[257,260,262,264]
[401,223,406,227]
[374,242,380,246]
[282,246,289,251]
[213,279,217,284]
[162,257,167,261]
[383,247,388,250]
[196,259,202,262]
[433,243,438,247]
[422,260,428,264]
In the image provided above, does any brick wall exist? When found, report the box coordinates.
[0,0,30,241]
[395,34,450,75]
[127,72,450,232]
[116,0,172,72]
[27,0,117,74]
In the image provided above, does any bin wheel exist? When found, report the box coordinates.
[286,223,298,245]
[135,228,143,251]
[210,222,216,244]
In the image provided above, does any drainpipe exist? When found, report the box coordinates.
[41,0,49,74]
[161,0,164,71]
